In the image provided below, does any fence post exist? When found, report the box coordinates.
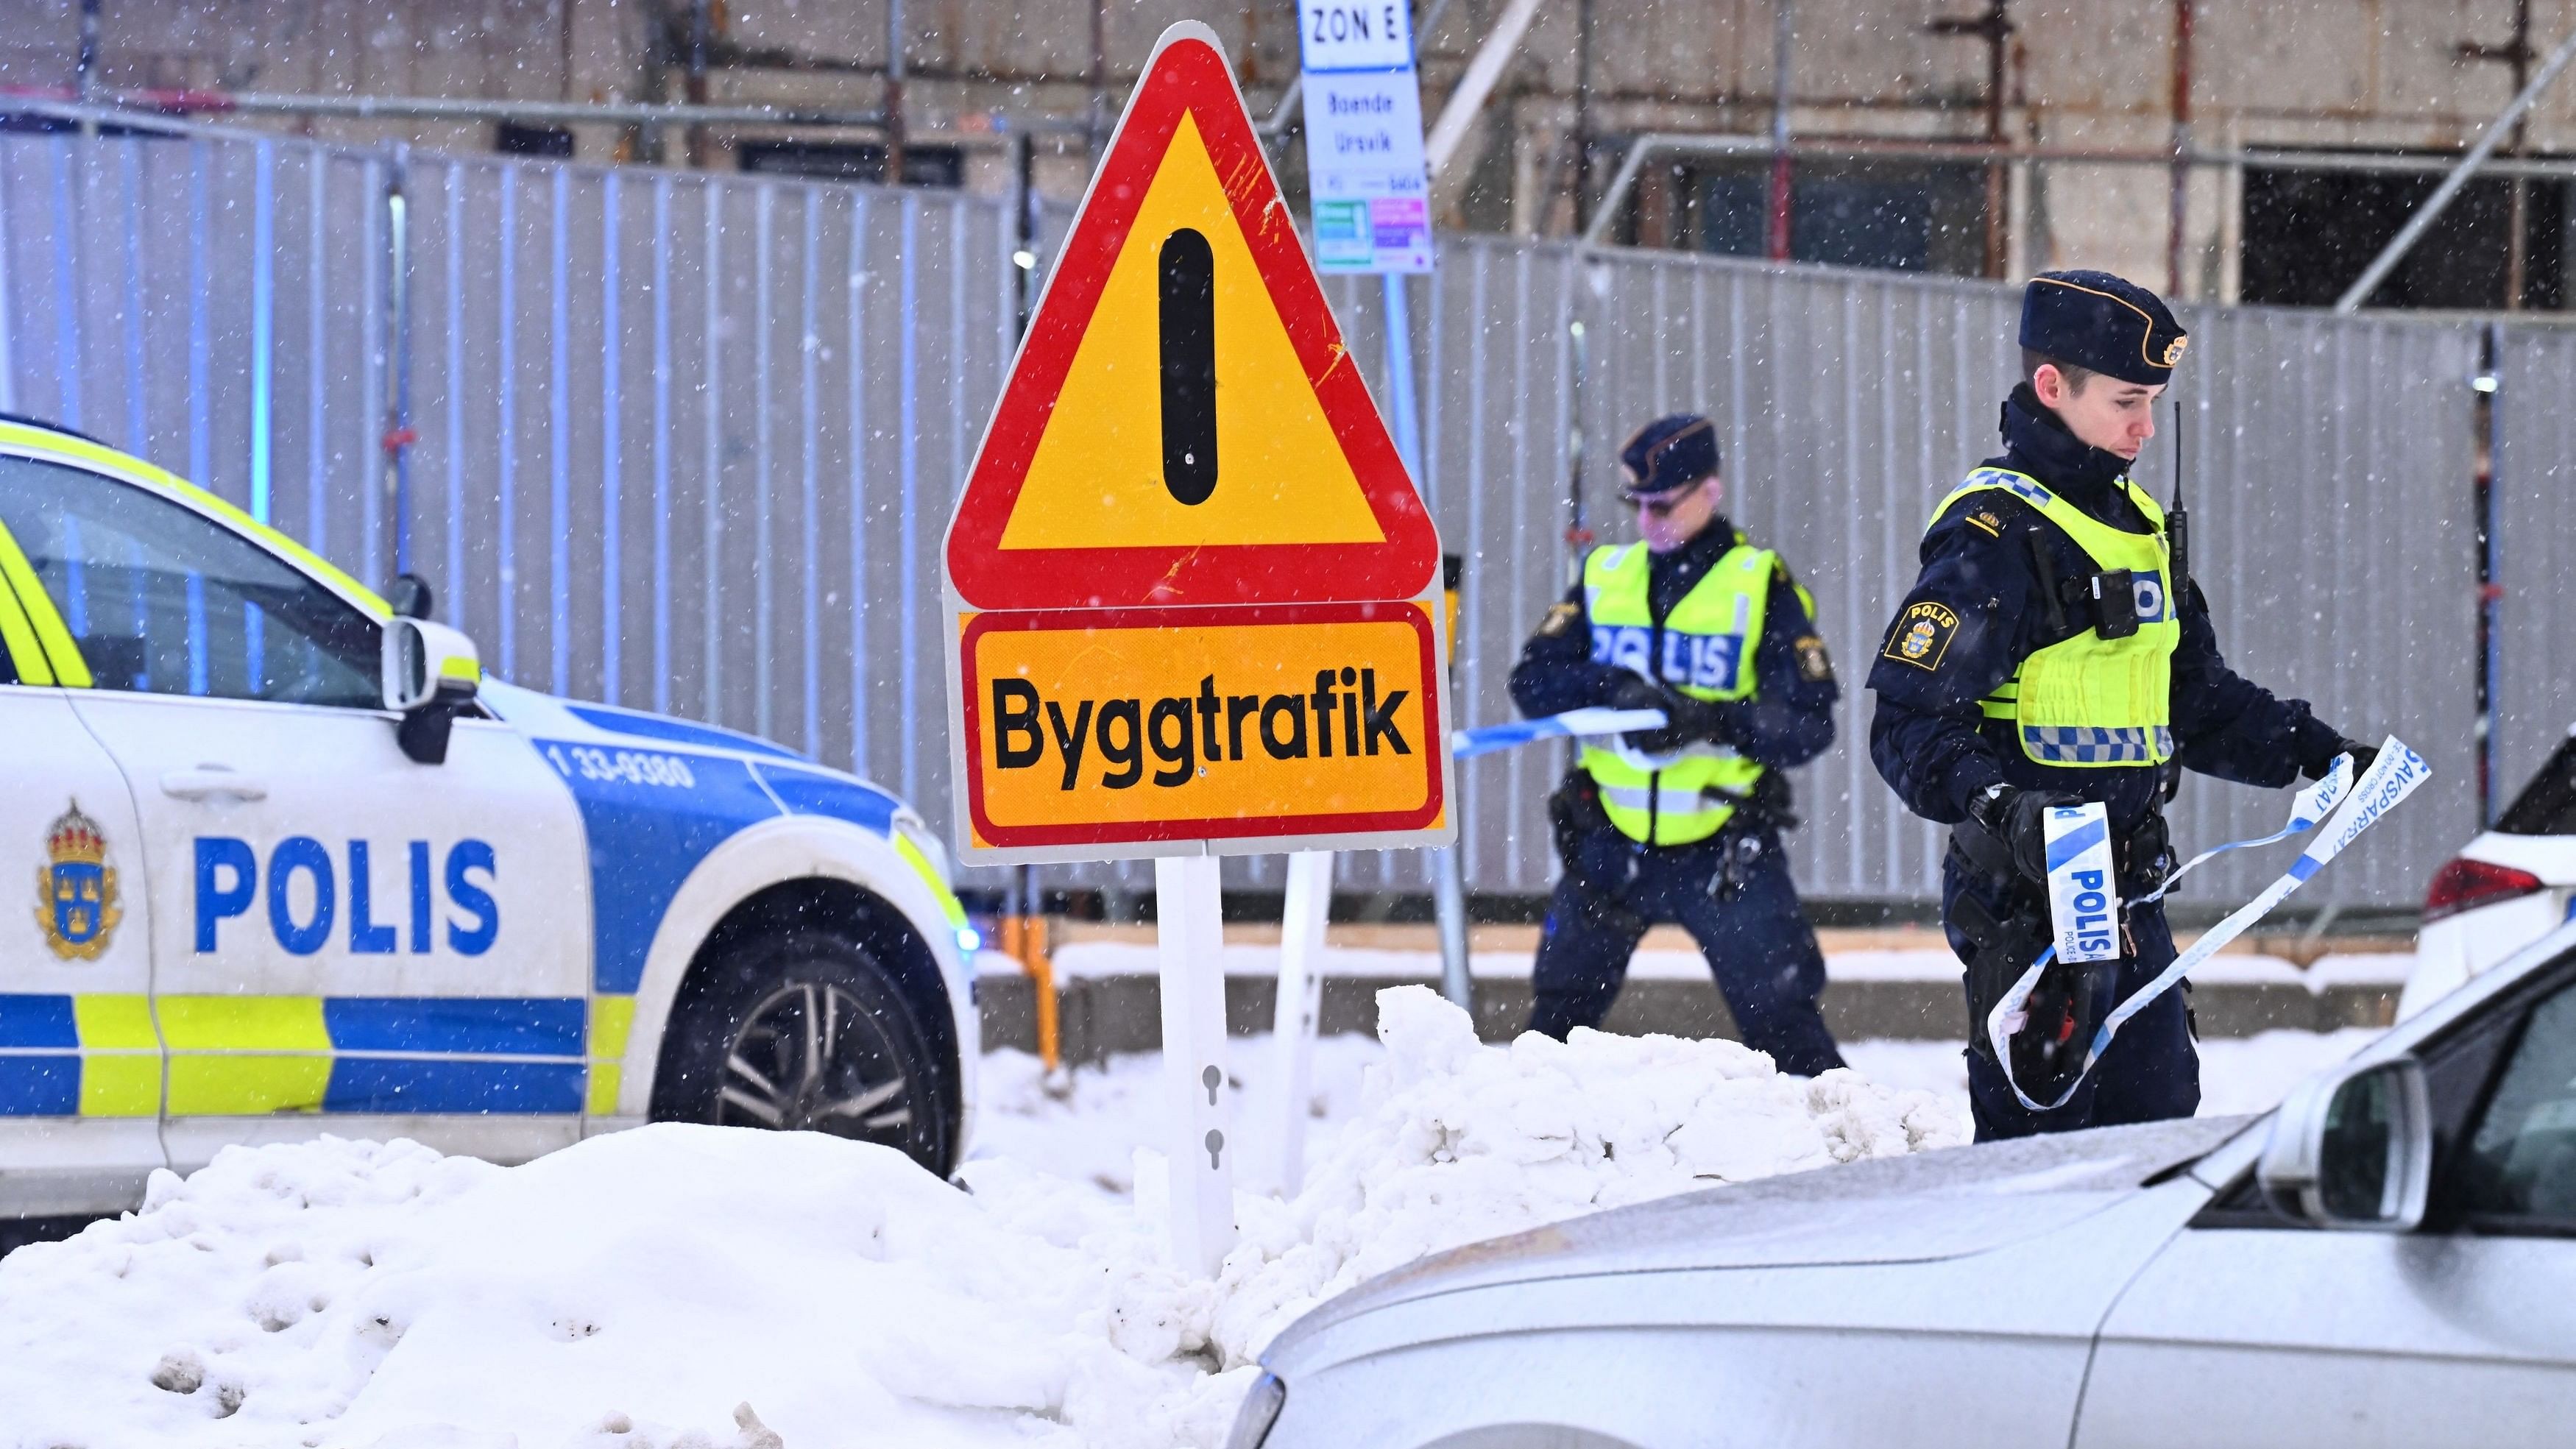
[382,144,415,582]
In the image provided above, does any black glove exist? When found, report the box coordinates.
[1967,784,2081,885]
[1609,676,1730,755]
[2303,736,2379,782]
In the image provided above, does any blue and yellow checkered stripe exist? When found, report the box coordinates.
[0,993,638,1117]
[2020,724,2176,765]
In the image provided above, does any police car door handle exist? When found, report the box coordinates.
[160,766,269,802]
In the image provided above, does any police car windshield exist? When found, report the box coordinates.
[0,455,381,708]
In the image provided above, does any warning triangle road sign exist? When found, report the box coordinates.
[944,24,1440,612]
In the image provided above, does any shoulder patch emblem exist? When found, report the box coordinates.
[38,799,121,961]
[1793,634,1834,682]
[1965,510,2004,538]
[1537,601,1579,637]
[1880,600,1959,673]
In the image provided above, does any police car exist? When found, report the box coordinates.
[0,418,978,1219]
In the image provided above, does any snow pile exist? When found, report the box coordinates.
[0,988,1965,1449]
[1203,987,1967,1364]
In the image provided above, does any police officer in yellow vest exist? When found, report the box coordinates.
[1868,271,2376,1141]
[1509,415,1847,1074]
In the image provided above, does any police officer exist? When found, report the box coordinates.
[1510,414,1846,1075]
[1868,271,2377,1142]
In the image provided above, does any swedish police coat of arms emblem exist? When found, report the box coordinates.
[38,800,121,960]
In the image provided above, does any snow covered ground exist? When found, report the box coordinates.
[969,1024,2380,1202]
[0,989,2377,1449]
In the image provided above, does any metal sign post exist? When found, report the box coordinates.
[1157,853,1235,1274]
[1269,849,1334,1194]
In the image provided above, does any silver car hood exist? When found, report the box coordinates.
[1272,1115,2252,1355]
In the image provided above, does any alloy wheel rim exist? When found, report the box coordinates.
[717,979,916,1144]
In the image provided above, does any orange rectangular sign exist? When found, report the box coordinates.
[955,601,1448,857]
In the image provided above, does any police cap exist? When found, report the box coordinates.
[2020,270,2189,386]
[1618,414,1721,497]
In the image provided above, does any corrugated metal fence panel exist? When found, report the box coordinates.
[404,160,1019,888]
[1577,253,2024,901]
[0,119,2505,910]
[2169,311,2479,907]
[0,130,387,576]
[1563,255,2480,909]
[2493,328,2576,802]
[1411,238,1584,896]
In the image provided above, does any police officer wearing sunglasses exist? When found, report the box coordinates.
[1507,415,1846,1074]
[1867,271,2376,1142]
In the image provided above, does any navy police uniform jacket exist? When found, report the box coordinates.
[1866,386,2343,835]
[1511,518,1840,779]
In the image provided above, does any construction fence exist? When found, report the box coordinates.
[1,108,2565,914]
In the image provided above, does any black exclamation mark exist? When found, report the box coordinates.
[1158,227,1218,506]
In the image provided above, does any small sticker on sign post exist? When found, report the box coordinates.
[2045,802,2122,965]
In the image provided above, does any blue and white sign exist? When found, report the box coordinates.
[2044,802,2121,966]
[1298,1,1433,274]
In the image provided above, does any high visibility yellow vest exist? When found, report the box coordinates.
[1577,538,1777,844]
[1933,467,2180,768]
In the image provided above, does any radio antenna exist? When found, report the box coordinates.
[2168,397,2190,600]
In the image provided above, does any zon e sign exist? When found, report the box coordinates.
[2045,802,2121,966]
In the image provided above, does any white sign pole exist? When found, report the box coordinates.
[1156,853,1236,1277]
[1270,849,1334,1194]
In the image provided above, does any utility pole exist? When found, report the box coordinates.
[2460,0,2537,309]
[684,0,712,168]
[1929,1,2014,279]
[75,0,100,101]
[2168,0,2193,297]
[1088,0,1109,163]
[884,0,908,185]
[1572,0,1596,236]
[1767,0,1795,261]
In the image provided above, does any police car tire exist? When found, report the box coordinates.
[651,927,952,1175]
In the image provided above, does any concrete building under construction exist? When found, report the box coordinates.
[6,0,2576,309]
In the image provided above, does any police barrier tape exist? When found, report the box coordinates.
[1450,707,1668,759]
[1989,737,2430,1113]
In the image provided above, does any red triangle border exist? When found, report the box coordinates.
[943,34,1440,611]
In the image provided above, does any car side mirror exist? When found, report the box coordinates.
[2257,1056,2432,1231]
[383,617,481,765]
[387,572,436,620]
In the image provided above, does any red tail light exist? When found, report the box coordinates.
[2424,857,2546,924]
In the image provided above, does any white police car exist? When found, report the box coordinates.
[0,418,978,1218]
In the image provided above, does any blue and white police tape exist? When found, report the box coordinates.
[1989,737,2427,1114]
[2042,802,2122,966]
[1450,707,1669,759]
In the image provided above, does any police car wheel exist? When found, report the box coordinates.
[655,929,949,1172]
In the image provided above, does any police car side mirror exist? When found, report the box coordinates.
[2257,1056,2432,1232]
[387,572,435,620]
[384,617,481,765]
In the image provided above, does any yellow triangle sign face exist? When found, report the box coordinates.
[946,29,1439,610]
[1000,114,1386,551]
